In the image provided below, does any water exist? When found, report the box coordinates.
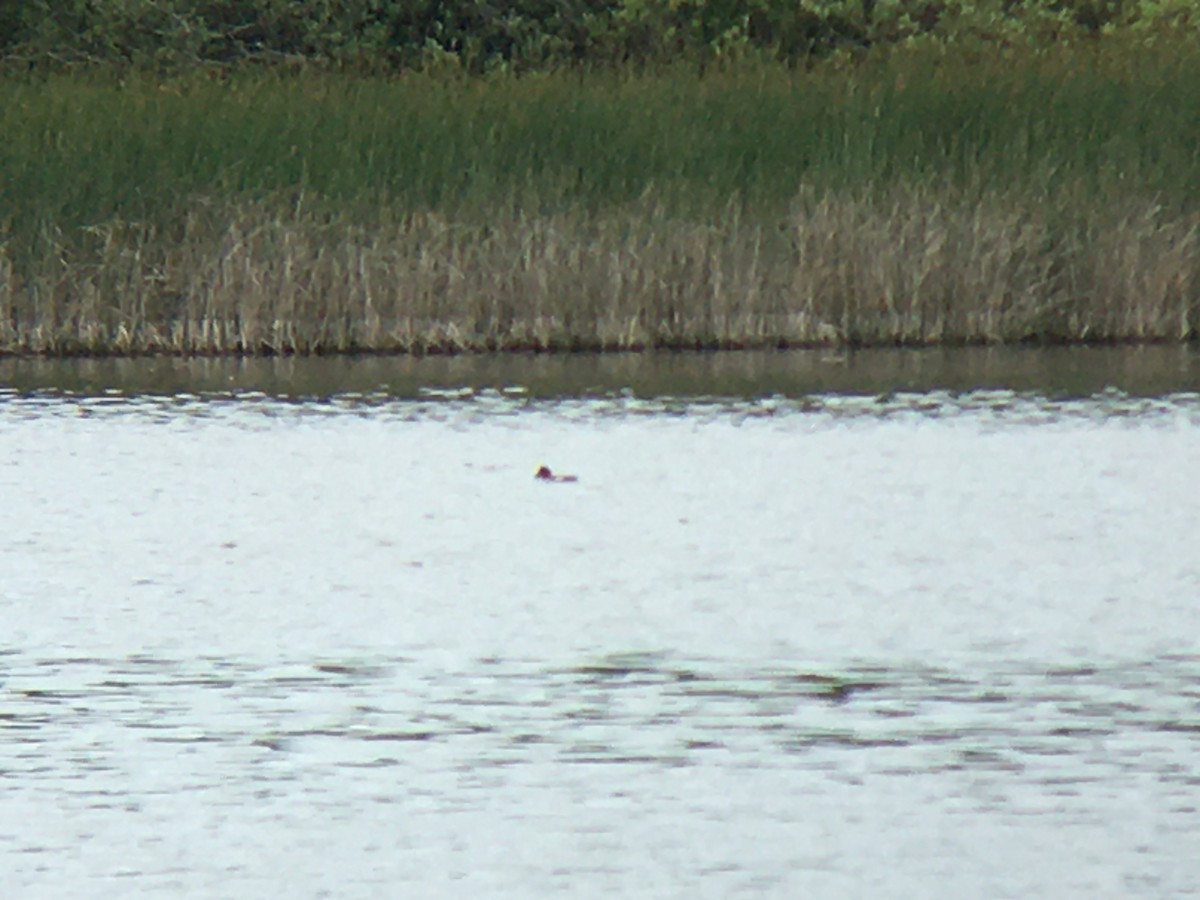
[2,350,1200,897]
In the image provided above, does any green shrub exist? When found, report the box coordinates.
[3,0,1199,72]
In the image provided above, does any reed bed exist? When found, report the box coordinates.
[2,188,1195,354]
[2,37,1199,354]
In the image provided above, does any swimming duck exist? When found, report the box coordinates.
[535,465,577,483]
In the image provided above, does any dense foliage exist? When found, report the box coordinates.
[2,0,1198,71]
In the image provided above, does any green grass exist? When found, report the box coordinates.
[5,39,1200,222]
[2,35,1200,353]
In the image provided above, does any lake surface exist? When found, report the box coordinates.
[2,349,1200,898]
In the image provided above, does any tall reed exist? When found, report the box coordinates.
[2,188,1195,354]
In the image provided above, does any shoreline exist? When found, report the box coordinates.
[2,334,1199,362]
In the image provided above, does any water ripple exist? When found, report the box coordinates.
[3,386,1200,427]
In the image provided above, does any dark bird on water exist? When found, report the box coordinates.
[535,465,577,483]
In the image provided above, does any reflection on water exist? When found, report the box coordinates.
[2,344,1200,399]
[2,375,1200,897]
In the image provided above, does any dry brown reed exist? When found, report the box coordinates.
[1,187,1196,356]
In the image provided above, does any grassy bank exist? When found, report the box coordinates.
[3,37,1200,354]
